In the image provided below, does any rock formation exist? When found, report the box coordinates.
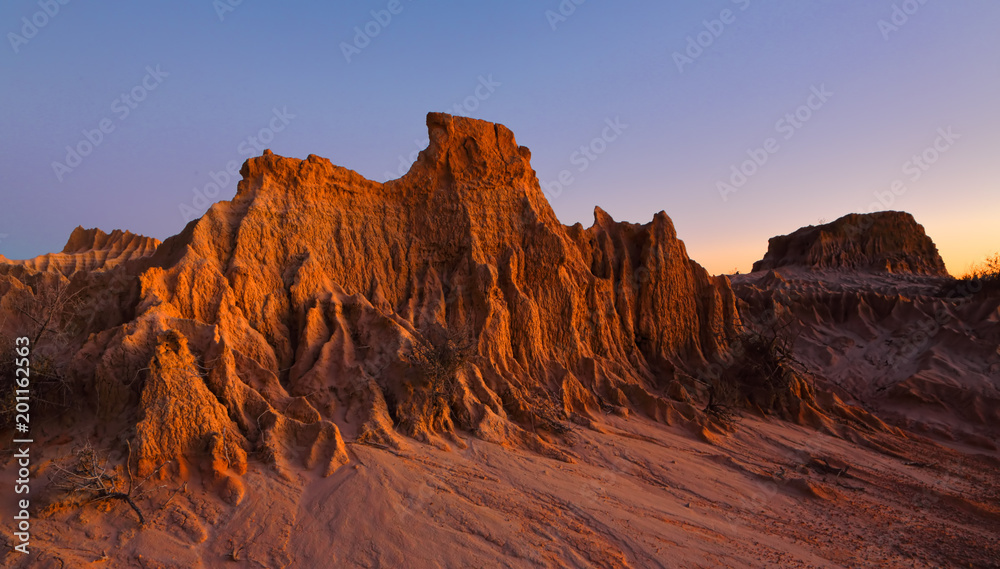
[1,227,159,275]
[735,212,1000,447]
[3,116,998,568]
[751,211,948,276]
[2,113,751,490]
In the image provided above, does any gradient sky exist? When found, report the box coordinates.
[1,1,998,275]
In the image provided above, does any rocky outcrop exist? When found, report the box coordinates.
[2,226,160,275]
[735,216,1000,446]
[5,115,999,569]
[61,226,158,256]
[2,113,744,487]
[751,212,948,276]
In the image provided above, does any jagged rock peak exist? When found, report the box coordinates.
[414,112,532,177]
[0,226,160,275]
[62,226,160,255]
[233,113,534,201]
[751,211,948,276]
[100,112,747,473]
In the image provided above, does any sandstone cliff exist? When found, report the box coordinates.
[2,113,746,489]
[4,118,998,569]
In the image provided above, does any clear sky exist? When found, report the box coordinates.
[1,1,997,275]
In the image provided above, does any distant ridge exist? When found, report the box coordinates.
[1,226,159,275]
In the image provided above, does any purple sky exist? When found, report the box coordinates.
[1,1,998,275]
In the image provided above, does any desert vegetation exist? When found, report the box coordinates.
[963,252,1000,280]
[962,252,1000,292]
[0,281,85,424]
[938,252,1000,297]
[397,325,476,435]
[49,441,166,525]
[701,316,804,422]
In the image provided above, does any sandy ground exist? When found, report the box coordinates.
[3,410,997,568]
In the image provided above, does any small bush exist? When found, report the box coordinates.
[0,280,89,425]
[963,252,1000,292]
[966,252,1000,280]
[0,334,72,426]
[399,326,475,432]
[704,372,743,423]
[702,317,802,421]
[940,252,1000,298]
[50,441,151,524]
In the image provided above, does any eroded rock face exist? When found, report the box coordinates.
[733,268,1000,447]
[735,210,999,446]
[1,113,742,485]
[751,212,948,276]
[61,226,160,256]
[2,226,160,275]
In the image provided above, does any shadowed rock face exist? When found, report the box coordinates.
[751,212,948,276]
[1,113,743,486]
[736,210,999,447]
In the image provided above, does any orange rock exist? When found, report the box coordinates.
[2,113,741,484]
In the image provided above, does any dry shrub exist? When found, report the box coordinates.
[49,441,166,525]
[963,252,1000,294]
[703,317,802,422]
[0,280,91,425]
[398,326,475,433]
[965,252,1000,282]
[0,333,72,426]
[940,252,1000,298]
